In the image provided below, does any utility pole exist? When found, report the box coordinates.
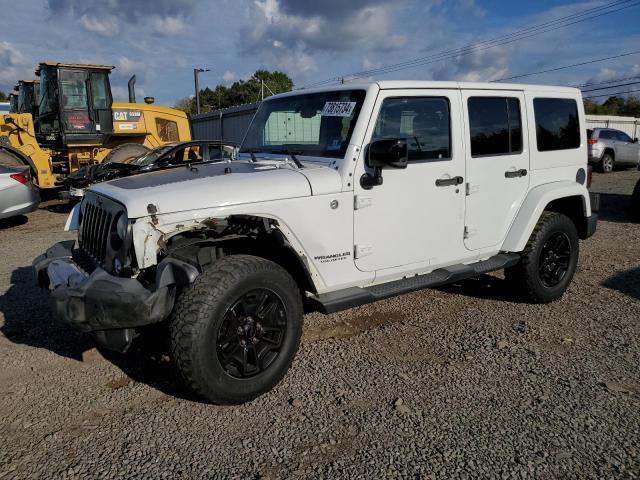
[194,67,210,115]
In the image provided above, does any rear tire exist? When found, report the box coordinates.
[102,143,149,164]
[599,152,614,173]
[505,212,579,303]
[170,255,303,404]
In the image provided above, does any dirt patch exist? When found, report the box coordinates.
[106,376,131,390]
[303,310,404,342]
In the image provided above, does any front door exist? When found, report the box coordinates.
[353,89,466,272]
[462,91,530,250]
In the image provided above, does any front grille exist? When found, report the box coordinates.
[78,192,126,271]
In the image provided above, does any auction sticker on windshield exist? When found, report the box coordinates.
[322,102,356,117]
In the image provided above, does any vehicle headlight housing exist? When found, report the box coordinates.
[111,212,129,249]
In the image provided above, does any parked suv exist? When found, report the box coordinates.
[588,128,640,173]
[34,81,598,404]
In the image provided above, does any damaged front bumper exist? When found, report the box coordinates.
[33,240,198,351]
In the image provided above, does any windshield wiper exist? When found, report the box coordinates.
[268,149,304,169]
[239,148,261,162]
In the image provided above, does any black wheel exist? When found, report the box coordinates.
[170,255,303,404]
[103,143,149,164]
[632,179,640,221]
[505,212,579,303]
[599,152,614,173]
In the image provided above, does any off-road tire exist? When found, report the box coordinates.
[170,255,303,404]
[102,143,149,164]
[599,152,614,173]
[505,212,579,303]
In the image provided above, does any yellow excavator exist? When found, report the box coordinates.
[0,62,191,190]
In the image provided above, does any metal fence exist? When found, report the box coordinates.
[190,102,259,143]
[586,115,639,139]
[190,105,640,145]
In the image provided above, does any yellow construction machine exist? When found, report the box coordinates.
[0,62,191,189]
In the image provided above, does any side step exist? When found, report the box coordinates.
[311,253,520,314]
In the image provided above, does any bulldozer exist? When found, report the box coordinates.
[0,62,191,189]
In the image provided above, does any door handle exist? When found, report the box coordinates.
[435,176,464,187]
[505,169,527,178]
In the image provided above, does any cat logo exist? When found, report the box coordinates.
[113,110,142,122]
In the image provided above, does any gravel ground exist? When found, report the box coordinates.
[0,170,639,479]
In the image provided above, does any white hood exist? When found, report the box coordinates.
[89,160,341,218]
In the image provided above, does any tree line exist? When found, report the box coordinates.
[174,70,293,115]
[583,95,640,117]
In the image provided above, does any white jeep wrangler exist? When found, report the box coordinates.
[34,81,598,404]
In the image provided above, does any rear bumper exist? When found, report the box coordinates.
[0,186,39,219]
[585,192,600,239]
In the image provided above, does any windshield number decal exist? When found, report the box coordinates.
[321,102,356,117]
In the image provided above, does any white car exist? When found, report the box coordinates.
[34,81,598,404]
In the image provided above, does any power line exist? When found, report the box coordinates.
[494,50,640,82]
[574,74,640,88]
[300,0,640,88]
[581,80,640,93]
[583,88,640,99]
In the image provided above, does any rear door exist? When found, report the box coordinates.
[615,131,636,164]
[462,91,530,250]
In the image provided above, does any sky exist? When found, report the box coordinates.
[1,0,639,106]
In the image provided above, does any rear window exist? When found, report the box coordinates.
[533,98,580,152]
[468,97,522,157]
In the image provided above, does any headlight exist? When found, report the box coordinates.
[116,213,128,241]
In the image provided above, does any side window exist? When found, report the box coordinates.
[533,98,580,151]
[599,130,613,140]
[185,146,202,161]
[208,144,223,161]
[468,97,522,156]
[372,97,451,161]
[616,131,632,142]
[156,118,179,142]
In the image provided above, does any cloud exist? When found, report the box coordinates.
[151,15,188,36]
[239,0,405,78]
[80,14,119,36]
[432,46,510,82]
[222,70,238,84]
[48,0,195,36]
[0,42,33,90]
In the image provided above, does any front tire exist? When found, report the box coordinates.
[505,212,579,303]
[102,143,149,164]
[170,255,303,404]
[599,152,614,173]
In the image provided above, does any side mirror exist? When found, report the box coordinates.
[634,138,639,143]
[361,138,408,189]
[367,138,409,169]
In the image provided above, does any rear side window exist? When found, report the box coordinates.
[468,97,522,156]
[534,98,580,151]
[599,130,614,140]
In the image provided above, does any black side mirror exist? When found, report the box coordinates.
[367,138,409,169]
[634,138,639,143]
[361,138,408,189]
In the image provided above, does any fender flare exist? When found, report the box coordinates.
[502,181,591,252]
[0,143,37,175]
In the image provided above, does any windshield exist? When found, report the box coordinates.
[125,145,175,166]
[241,89,366,159]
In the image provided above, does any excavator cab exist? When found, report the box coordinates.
[36,63,114,147]
[15,80,40,118]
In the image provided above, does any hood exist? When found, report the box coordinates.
[88,160,340,218]
[67,162,138,188]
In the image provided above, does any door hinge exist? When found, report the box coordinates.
[354,195,373,210]
[354,243,374,259]
[466,183,479,196]
[464,226,477,239]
